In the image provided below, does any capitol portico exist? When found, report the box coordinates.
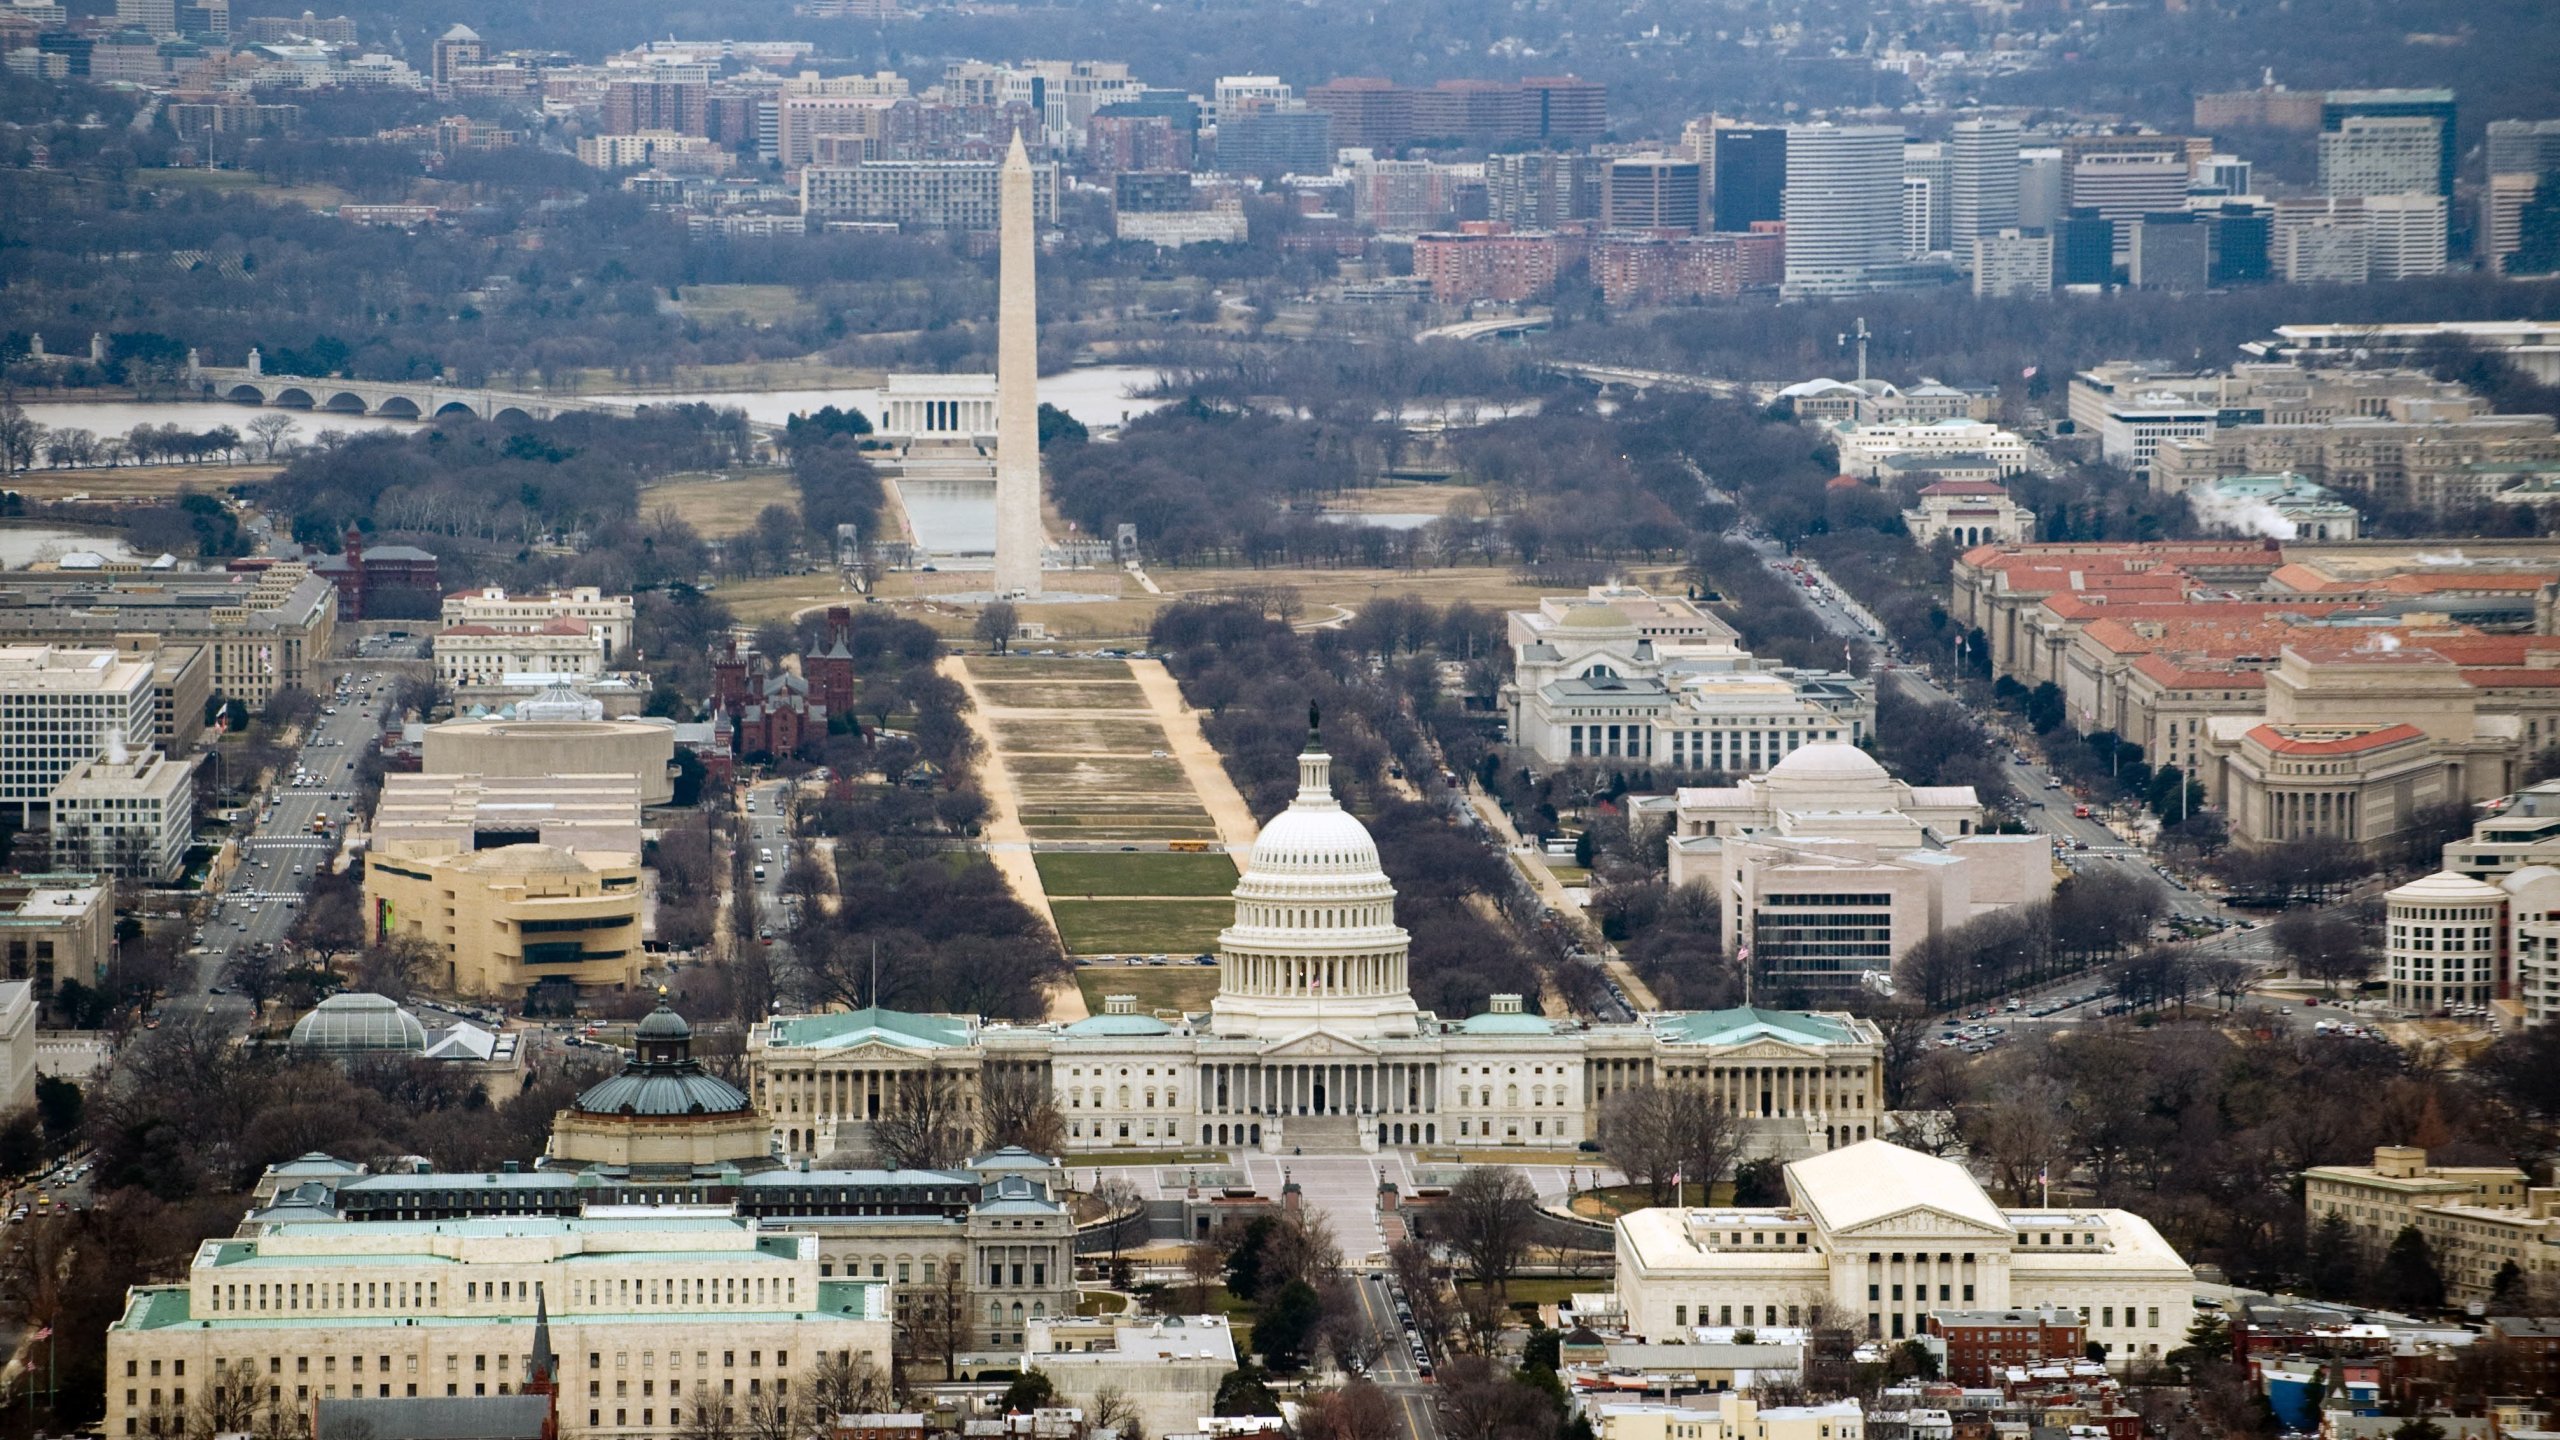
[750,734,1889,1160]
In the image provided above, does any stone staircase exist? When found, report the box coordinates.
[1276,1114,1371,1155]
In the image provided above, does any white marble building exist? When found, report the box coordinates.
[1504,588,1875,770]
[1615,1139,2193,1368]
[1668,745,2055,999]
[751,737,1890,1160]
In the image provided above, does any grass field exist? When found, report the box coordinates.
[967,656,1141,681]
[1051,900,1232,957]
[674,285,810,326]
[989,716,1168,753]
[1034,852,1239,898]
[2,463,280,501]
[1073,963,1223,1015]
[699,573,858,623]
[138,167,350,208]
[973,681,1152,712]
[1009,753,1190,789]
[639,470,799,538]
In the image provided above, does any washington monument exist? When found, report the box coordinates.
[992,129,1044,598]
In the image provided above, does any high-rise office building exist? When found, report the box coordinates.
[2323,89,2456,197]
[2194,155,2253,198]
[1780,124,1904,297]
[2204,203,2274,286]
[2364,193,2449,279]
[2488,119,2560,179]
[1949,119,2022,243]
[1902,141,1950,254]
[1605,156,1703,234]
[2319,114,2443,198]
[1712,126,1786,232]
[2057,209,2116,287]
[1522,75,1608,144]
[2484,173,2543,276]
[2019,148,2064,230]
[2128,213,2208,292]
[1901,174,1937,258]
[1972,229,2052,298]
[1485,152,1605,228]
[1302,77,1410,152]
[1216,105,1333,176]
[2068,151,2191,262]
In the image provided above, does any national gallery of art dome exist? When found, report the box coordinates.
[748,738,1888,1159]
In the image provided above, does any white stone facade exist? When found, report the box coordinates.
[1503,587,1875,772]
[751,742,1889,1160]
[49,747,195,882]
[440,588,635,664]
[0,644,156,821]
[1835,420,2028,479]
[105,1216,892,1440]
[1614,1140,2192,1369]
[1667,745,2054,997]
[434,621,606,689]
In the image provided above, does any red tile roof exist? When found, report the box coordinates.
[2246,722,2428,756]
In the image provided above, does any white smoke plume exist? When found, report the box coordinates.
[2186,488,2297,540]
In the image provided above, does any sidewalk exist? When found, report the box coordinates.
[1125,658,1261,856]
[937,654,1066,969]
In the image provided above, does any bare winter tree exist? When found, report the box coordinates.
[1439,1167,1538,1296]
[868,1068,976,1171]
[983,1067,1067,1156]
[1089,1384,1145,1440]
[902,1252,975,1380]
[1599,1086,1683,1204]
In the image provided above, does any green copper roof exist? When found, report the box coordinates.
[1651,1007,1857,1048]
[765,1007,973,1051]
[123,1286,193,1331]
[1457,1011,1559,1035]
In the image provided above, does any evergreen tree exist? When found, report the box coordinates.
[2376,1225,2447,1313]
[2306,1213,2364,1301]
[1254,1281,1324,1372]
[2490,1259,2529,1313]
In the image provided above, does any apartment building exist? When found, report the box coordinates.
[800,158,1059,229]
[2305,1146,2533,1299]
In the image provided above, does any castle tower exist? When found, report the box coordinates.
[991,129,1045,599]
[1209,712,1420,1040]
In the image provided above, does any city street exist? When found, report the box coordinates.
[191,671,397,1029]
[1352,1271,1440,1440]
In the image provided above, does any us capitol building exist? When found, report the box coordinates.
[750,734,1888,1160]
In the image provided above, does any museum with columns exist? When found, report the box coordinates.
[749,734,1889,1159]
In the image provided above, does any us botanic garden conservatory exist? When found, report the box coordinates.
[749,737,1886,1160]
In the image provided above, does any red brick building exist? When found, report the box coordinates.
[603,79,709,136]
[310,527,441,621]
[1927,1307,2087,1386]
[1412,222,1576,303]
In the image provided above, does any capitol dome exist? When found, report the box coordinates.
[1209,724,1420,1040]
[1765,742,1891,785]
